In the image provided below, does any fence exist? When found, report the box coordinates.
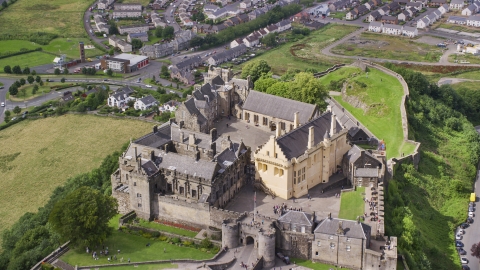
[30,241,70,270]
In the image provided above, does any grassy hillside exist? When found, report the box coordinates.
[384,64,480,270]
[326,67,415,159]
[0,115,152,244]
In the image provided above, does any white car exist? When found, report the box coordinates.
[456,234,463,240]
[1,102,4,107]
[461,257,468,264]
[458,229,465,235]
[469,211,474,218]
[145,85,152,88]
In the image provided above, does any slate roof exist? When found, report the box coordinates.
[276,111,341,160]
[370,10,382,19]
[449,15,467,22]
[382,15,397,21]
[278,211,313,226]
[134,122,172,148]
[129,32,148,39]
[369,21,383,27]
[139,95,158,105]
[183,98,207,124]
[314,218,370,239]
[468,14,480,21]
[175,55,202,70]
[451,0,464,4]
[344,145,381,166]
[242,90,317,124]
[277,19,291,27]
[157,151,220,180]
[403,26,417,32]
[355,168,379,178]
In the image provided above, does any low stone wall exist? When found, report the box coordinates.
[31,241,70,270]
[207,257,236,270]
[126,224,222,246]
[119,211,136,226]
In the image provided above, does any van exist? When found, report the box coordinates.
[470,193,476,202]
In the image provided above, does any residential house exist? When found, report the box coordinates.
[114,3,143,10]
[207,44,247,65]
[367,10,382,22]
[127,32,149,42]
[113,10,142,18]
[329,0,351,11]
[94,14,110,34]
[447,15,467,24]
[467,14,480,26]
[109,36,133,52]
[139,43,173,59]
[60,91,74,104]
[230,38,244,48]
[406,2,423,11]
[108,86,135,107]
[170,67,196,85]
[243,35,260,47]
[134,95,159,111]
[383,24,403,35]
[160,100,180,113]
[174,55,202,71]
[265,24,279,34]
[402,25,418,37]
[240,0,252,8]
[438,3,450,13]
[248,9,265,20]
[371,0,383,6]
[450,0,465,9]
[355,4,370,15]
[433,9,443,19]
[309,4,331,16]
[193,24,210,34]
[368,21,384,32]
[238,13,250,23]
[171,30,196,51]
[204,4,219,12]
[364,1,375,10]
[414,0,428,5]
[346,10,358,20]
[293,11,310,22]
[377,5,389,15]
[210,24,227,33]
[393,0,409,5]
[417,17,429,28]
[427,12,438,23]
[118,24,150,35]
[386,2,401,13]
[430,0,446,7]
[227,17,241,26]
[381,15,398,24]
[462,3,479,15]
[276,19,292,31]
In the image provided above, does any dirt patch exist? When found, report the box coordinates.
[413,36,446,46]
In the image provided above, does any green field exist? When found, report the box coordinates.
[0,115,153,246]
[330,12,346,19]
[0,52,56,70]
[318,66,361,91]
[0,0,91,38]
[99,264,178,270]
[448,53,480,64]
[327,68,415,158]
[8,82,70,102]
[291,258,341,270]
[449,81,480,91]
[120,0,151,6]
[137,220,199,238]
[338,187,365,220]
[331,32,443,63]
[437,23,477,33]
[242,24,358,75]
[0,40,40,54]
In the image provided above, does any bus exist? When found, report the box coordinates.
[470,193,476,202]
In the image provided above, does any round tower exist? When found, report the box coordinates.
[257,229,276,268]
[222,222,239,249]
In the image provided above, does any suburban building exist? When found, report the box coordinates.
[100,53,149,73]
[94,14,110,34]
[277,19,292,31]
[381,15,398,24]
[462,2,480,15]
[438,3,450,13]
[243,35,260,47]
[134,95,159,111]
[368,21,384,32]
[346,10,358,20]
[170,67,195,85]
[114,3,143,10]
[230,38,244,48]
[406,2,423,10]
[174,55,203,71]
[253,108,349,200]
[309,4,330,16]
[139,43,174,59]
[467,14,480,26]
[107,86,135,108]
[127,32,149,42]
[113,10,142,18]
[159,100,180,113]
[398,10,411,21]
[450,0,465,9]
[118,24,150,35]
[429,0,446,7]
[292,11,310,22]
[109,36,133,52]
[207,44,247,66]
[367,11,382,22]
[402,26,418,37]
[447,15,467,24]
[97,0,114,10]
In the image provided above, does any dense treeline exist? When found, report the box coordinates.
[0,32,59,45]
[384,63,480,270]
[190,4,302,49]
[0,146,127,270]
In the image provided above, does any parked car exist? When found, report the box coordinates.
[463,265,470,270]
[461,257,468,264]
[146,85,152,88]
[1,102,4,107]
[456,234,463,240]
[458,229,465,234]
[469,206,474,212]
[460,223,469,229]
[0,86,4,89]
[467,217,474,223]
[469,202,475,207]
[458,248,467,255]
[456,241,464,247]
[469,211,474,218]
[11,117,17,121]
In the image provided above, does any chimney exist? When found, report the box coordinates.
[164,144,169,153]
[210,128,217,142]
[294,111,299,128]
[180,132,185,143]
[211,141,216,156]
[330,112,336,137]
[356,216,361,224]
[151,150,155,161]
[179,121,184,129]
[276,125,281,137]
[328,212,332,220]
[311,211,315,223]
[153,125,158,133]
[189,133,196,145]
[134,147,138,161]
[308,126,314,149]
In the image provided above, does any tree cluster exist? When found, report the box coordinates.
[4,65,31,75]
[81,67,97,75]
[154,26,175,39]
[241,60,271,83]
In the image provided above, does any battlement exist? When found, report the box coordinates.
[157,194,210,210]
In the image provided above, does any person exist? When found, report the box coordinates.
[128,258,131,263]
[164,248,166,253]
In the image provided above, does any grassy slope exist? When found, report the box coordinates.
[242,24,358,75]
[137,220,198,238]
[292,258,339,269]
[339,187,365,220]
[99,264,178,270]
[0,52,57,68]
[0,0,91,37]
[329,68,415,158]
[0,115,152,243]
[318,66,362,91]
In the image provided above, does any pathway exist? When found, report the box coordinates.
[438,77,480,86]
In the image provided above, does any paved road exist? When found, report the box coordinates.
[438,77,480,86]
[84,4,108,47]
[164,0,183,34]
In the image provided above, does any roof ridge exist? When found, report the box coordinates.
[276,111,331,141]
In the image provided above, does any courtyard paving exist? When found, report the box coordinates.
[214,117,273,150]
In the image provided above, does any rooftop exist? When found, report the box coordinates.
[314,218,370,239]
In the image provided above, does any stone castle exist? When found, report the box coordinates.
[111,67,397,269]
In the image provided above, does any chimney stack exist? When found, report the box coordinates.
[308,126,314,149]
[294,111,299,128]
[211,141,216,156]
[276,124,281,137]
[134,147,138,161]
[151,150,155,161]
[330,112,336,137]
[210,128,217,142]
[153,125,158,133]
[180,132,185,143]
[328,212,332,220]
[164,144,169,153]
[179,121,184,129]
[189,134,196,146]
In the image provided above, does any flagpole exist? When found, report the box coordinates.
[254,191,256,222]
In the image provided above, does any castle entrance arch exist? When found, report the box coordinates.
[246,236,254,245]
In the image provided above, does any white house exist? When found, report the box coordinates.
[398,10,410,21]
[134,95,158,111]
[467,15,480,26]
[448,16,467,24]
[450,0,465,9]
[240,0,251,8]
[243,35,259,47]
[438,3,450,13]
[402,26,418,37]
[383,24,403,35]
[276,19,292,31]
[367,11,382,22]
[108,86,135,108]
[368,21,384,32]
[417,18,429,28]
[462,2,479,15]
[346,10,358,20]
[160,100,180,113]
[230,38,244,48]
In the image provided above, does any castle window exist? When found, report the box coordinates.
[126,174,129,180]
[279,169,284,176]
[266,151,270,157]
[263,164,268,171]
[330,243,335,249]
[290,124,294,130]
[317,241,321,246]
[329,236,334,240]
[134,182,137,186]
[180,186,184,194]
[274,167,279,175]
[138,203,142,207]
[254,114,259,123]
[280,122,285,130]
[275,153,278,158]
[262,117,268,126]
[137,193,142,197]
[192,190,197,197]
[346,245,351,251]
[315,251,318,256]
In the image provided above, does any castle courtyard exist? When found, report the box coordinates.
[214,117,273,150]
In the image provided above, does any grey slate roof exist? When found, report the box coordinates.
[451,0,464,4]
[278,211,312,226]
[175,55,202,70]
[242,90,317,124]
[134,122,172,148]
[468,14,480,21]
[157,151,220,180]
[369,21,383,27]
[276,111,341,160]
[139,95,158,105]
[355,168,379,178]
[184,98,207,124]
[345,144,372,163]
[314,218,370,239]
[129,32,148,38]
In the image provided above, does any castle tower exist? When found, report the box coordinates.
[79,42,85,63]
[222,222,239,249]
[258,230,276,268]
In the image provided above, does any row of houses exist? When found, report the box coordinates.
[448,14,480,26]
[178,0,196,26]
[417,3,449,28]
[112,3,143,18]
[139,30,196,59]
[346,0,385,20]
[207,44,248,65]
[109,35,133,52]
[151,11,167,28]
[368,22,418,37]
[366,2,422,23]
[118,24,150,35]
[230,19,291,48]
[151,0,169,9]
[461,0,480,16]
[98,0,115,10]
[192,12,250,34]
[107,86,179,112]
[94,14,110,34]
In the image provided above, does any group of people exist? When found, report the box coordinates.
[239,261,254,269]
[334,193,341,198]
[86,246,125,262]
[272,203,304,216]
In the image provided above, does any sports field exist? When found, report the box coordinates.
[0,51,55,69]
[0,115,152,246]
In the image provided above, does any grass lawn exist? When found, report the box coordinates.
[292,258,343,270]
[0,0,91,38]
[0,115,153,247]
[450,70,480,80]
[436,23,477,33]
[448,53,480,65]
[117,19,145,26]
[137,220,199,238]
[7,82,68,102]
[318,66,362,91]
[338,187,365,220]
[120,0,152,6]
[241,24,358,75]
[99,264,178,270]
[329,12,346,19]
[331,32,443,63]
[0,40,40,54]
[331,68,415,158]
[0,52,56,70]
[449,81,480,92]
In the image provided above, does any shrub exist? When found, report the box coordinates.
[159,235,168,241]
[142,233,152,239]
[183,240,193,247]
[151,231,161,238]
[200,238,213,249]
[171,237,181,244]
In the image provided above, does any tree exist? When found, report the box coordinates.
[20,78,26,85]
[61,78,66,83]
[12,65,22,74]
[39,80,44,86]
[107,69,113,77]
[4,65,12,73]
[23,67,30,74]
[192,12,205,22]
[4,110,11,118]
[262,33,277,47]
[162,26,175,39]
[241,60,271,82]
[35,75,41,83]
[2,1,7,8]
[127,99,135,107]
[13,106,21,114]
[63,68,69,75]
[32,84,39,95]
[471,242,480,259]
[49,186,117,247]
[160,65,170,78]
[155,26,164,38]
[31,70,36,76]
[157,87,166,94]
[27,75,34,84]
[190,36,204,48]
[15,81,21,88]
[131,38,143,50]
[81,67,87,75]
[20,88,27,98]
[109,24,119,35]
[54,68,61,75]
[254,73,277,92]
[108,48,115,56]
